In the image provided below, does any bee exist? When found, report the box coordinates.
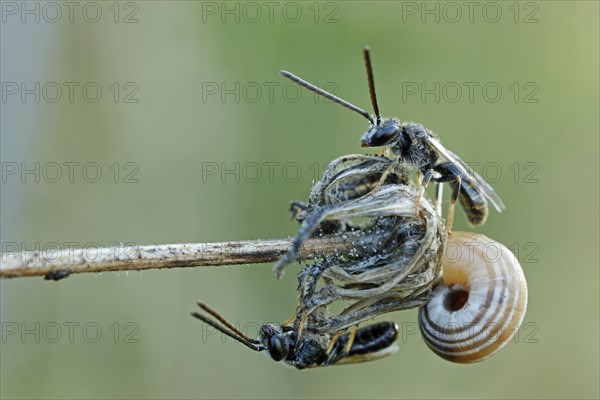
[191,302,399,369]
[280,47,505,229]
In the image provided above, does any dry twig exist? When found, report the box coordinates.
[0,235,358,280]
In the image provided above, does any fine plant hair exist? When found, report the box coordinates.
[191,153,446,369]
[273,154,445,335]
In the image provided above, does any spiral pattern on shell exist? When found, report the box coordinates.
[418,231,528,363]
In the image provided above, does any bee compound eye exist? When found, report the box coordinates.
[267,336,287,361]
[371,124,399,146]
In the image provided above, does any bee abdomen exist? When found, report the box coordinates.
[434,162,489,226]
[458,185,488,225]
[348,321,398,355]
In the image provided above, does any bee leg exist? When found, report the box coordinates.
[415,169,435,216]
[297,307,308,337]
[324,325,357,366]
[281,306,299,326]
[325,331,342,356]
[344,325,358,354]
[434,183,444,218]
[446,175,462,235]
[370,156,400,196]
[432,164,464,235]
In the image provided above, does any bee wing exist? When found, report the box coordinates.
[426,138,506,212]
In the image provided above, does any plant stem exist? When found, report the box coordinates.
[0,235,356,279]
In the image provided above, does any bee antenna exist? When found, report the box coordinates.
[280,70,375,125]
[363,46,381,126]
[191,302,265,352]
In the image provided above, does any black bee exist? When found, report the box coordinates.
[191,302,398,369]
[280,47,505,228]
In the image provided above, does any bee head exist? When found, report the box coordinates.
[361,118,401,148]
[259,324,297,362]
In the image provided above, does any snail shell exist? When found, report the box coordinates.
[418,231,528,363]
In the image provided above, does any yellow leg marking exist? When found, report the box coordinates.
[297,307,308,337]
[446,202,455,236]
[434,184,443,218]
[344,326,358,354]
[371,156,400,196]
[415,183,425,216]
[416,171,422,184]
[281,306,299,326]
[446,176,461,236]
[415,170,431,218]
[325,331,342,356]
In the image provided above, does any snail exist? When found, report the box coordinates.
[419,231,528,363]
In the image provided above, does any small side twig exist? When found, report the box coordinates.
[0,235,357,279]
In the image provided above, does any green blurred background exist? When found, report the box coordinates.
[1,1,598,399]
